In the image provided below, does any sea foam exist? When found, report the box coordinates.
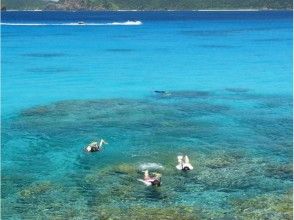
[139,163,164,171]
[0,20,142,26]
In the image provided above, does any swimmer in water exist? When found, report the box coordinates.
[176,155,193,171]
[85,139,108,152]
[154,90,171,96]
[138,170,161,187]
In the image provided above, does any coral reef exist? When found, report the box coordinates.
[2,91,292,219]
[265,163,293,180]
[19,181,55,199]
[111,163,137,175]
[202,150,242,169]
[232,192,293,220]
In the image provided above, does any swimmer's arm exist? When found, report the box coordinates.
[138,179,152,186]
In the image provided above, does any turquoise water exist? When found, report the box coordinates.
[1,11,293,219]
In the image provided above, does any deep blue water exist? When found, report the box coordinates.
[1,11,293,219]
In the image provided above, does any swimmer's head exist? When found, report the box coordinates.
[151,179,161,187]
[91,147,99,152]
[85,145,99,152]
[183,166,190,171]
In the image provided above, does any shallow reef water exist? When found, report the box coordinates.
[1,90,292,219]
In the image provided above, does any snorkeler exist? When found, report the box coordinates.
[138,170,161,187]
[154,90,171,96]
[85,139,108,152]
[176,155,193,171]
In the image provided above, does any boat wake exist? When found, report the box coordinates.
[0,20,143,26]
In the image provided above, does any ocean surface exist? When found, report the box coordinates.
[1,11,293,219]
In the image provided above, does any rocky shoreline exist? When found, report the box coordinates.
[1,0,293,11]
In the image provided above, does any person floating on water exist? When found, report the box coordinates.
[154,90,171,97]
[138,170,161,187]
[85,139,108,152]
[176,155,193,171]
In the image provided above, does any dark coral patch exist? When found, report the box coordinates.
[21,53,66,58]
[26,67,74,73]
[21,106,52,117]
[199,44,235,49]
[253,38,292,42]
[105,49,135,52]
[265,163,293,180]
[225,88,249,93]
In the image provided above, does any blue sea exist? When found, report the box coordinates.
[1,11,293,219]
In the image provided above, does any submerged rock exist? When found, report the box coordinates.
[225,88,249,93]
[111,164,137,175]
[21,106,52,117]
[89,205,204,220]
[265,163,293,180]
[21,53,66,58]
[19,181,54,199]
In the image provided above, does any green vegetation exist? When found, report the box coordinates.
[1,0,45,10]
[90,0,293,10]
[1,0,293,10]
